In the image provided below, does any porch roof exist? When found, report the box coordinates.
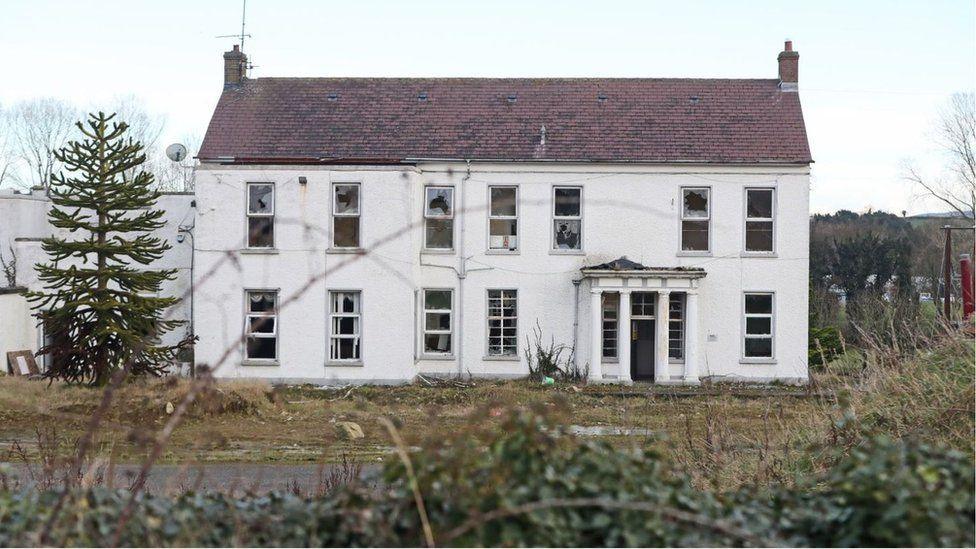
[580,257,706,279]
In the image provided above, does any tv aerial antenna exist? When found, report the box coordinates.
[217,0,252,51]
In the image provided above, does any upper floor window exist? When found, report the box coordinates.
[743,292,774,359]
[424,186,454,250]
[245,290,277,361]
[422,289,453,354]
[488,186,518,251]
[333,183,361,248]
[552,186,582,251]
[329,290,362,362]
[745,188,775,253]
[681,187,710,252]
[246,183,274,248]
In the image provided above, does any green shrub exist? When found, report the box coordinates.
[0,409,972,547]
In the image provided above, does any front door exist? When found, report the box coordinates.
[630,319,655,380]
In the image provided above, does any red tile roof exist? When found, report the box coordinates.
[199,77,811,165]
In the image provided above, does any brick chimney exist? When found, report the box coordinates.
[223,45,248,87]
[778,40,799,91]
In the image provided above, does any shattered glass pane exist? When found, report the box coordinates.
[554,187,581,217]
[681,220,709,251]
[553,219,581,250]
[246,337,276,360]
[425,219,453,249]
[425,187,454,217]
[425,334,452,353]
[746,189,773,218]
[248,316,275,334]
[248,184,273,214]
[490,187,517,216]
[682,188,708,218]
[333,217,360,248]
[334,185,360,214]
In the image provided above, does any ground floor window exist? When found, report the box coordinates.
[423,289,453,354]
[245,290,278,360]
[601,293,618,359]
[668,293,684,360]
[743,292,774,358]
[329,290,362,361]
[487,289,517,356]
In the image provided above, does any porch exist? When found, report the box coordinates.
[581,258,706,384]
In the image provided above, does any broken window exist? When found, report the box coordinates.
[329,290,361,361]
[246,183,274,248]
[487,289,517,356]
[333,183,361,248]
[668,293,684,360]
[745,188,775,253]
[631,292,656,317]
[602,293,618,359]
[422,289,453,354]
[488,186,518,251]
[245,290,277,361]
[552,186,582,250]
[680,187,709,252]
[424,186,454,250]
[743,292,774,359]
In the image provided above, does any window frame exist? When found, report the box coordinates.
[423,186,455,252]
[486,185,519,254]
[245,182,275,249]
[550,185,584,254]
[485,288,519,358]
[421,288,454,357]
[243,289,279,364]
[742,187,777,255]
[668,293,685,363]
[327,289,363,365]
[331,182,362,250]
[601,293,619,361]
[678,186,711,255]
[741,291,775,362]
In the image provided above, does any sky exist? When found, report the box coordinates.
[1,0,973,214]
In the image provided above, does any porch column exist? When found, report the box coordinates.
[589,289,603,381]
[618,290,632,383]
[655,290,671,383]
[683,291,700,384]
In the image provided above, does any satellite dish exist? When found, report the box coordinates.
[166,143,188,162]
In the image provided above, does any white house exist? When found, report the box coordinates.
[191,41,812,384]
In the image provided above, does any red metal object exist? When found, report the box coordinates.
[961,254,974,319]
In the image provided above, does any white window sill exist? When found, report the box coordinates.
[327,248,366,255]
[740,252,778,258]
[486,249,519,255]
[241,359,279,366]
[240,248,279,255]
[483,354,520,361]
[326,360,364,367]
[418,354,456,361]
[669,359,686,364]
[676,250,711,257]
[739,358,777,365]
[549,249,585,256]
[421,249,455,255]
[602,357,619,363]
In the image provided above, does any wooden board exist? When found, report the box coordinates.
[5,350,39,376]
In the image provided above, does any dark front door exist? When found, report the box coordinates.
[630,319,655,381]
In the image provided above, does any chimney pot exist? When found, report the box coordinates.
[223,45,248,88]
[777,40,799,91]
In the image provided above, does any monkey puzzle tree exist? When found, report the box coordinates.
[28,112,184,386]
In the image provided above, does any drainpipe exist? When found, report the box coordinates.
[456,160,472,377]
[178,218,195,378]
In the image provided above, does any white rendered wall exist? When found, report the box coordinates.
[193,162,810,384]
